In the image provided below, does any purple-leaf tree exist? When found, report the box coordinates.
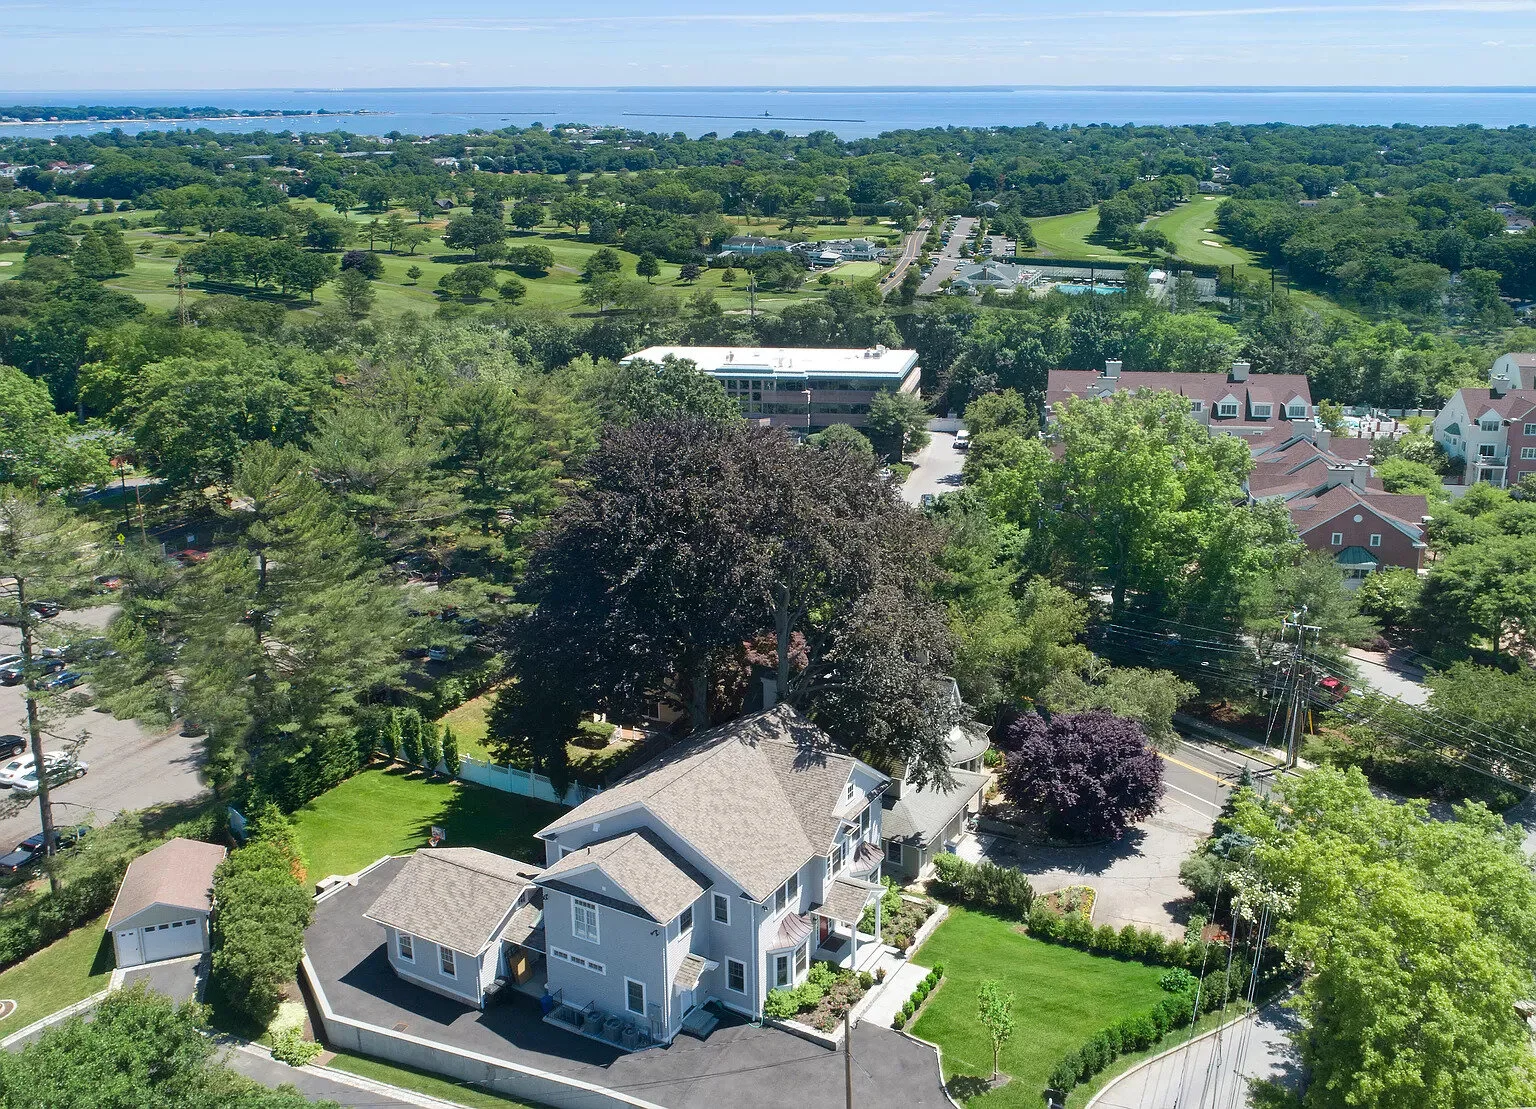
[1000,710,1164,840]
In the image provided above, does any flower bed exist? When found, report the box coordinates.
[859,877,935,949]
[1042,884,1095,919]
[763,962,873,1032]
[890,963,944,1030]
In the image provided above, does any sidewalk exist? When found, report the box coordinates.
[859,961,931,1030]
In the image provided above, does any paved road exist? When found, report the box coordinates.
[1342,647,1428,705]
[878,222,929,298]
[1089,1003,1304,1109]
[961,739,1284,937]
[918,216,975,295]
[899,430,963,506]
[0,605,206,850]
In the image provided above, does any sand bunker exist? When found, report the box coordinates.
[1201,240,1223,247]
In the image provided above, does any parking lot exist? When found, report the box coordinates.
[917,216,975,295]
[0,605,206,852]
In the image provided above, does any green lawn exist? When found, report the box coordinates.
[292,767,563,882]
[1145,197,1258,273]
[435,690,643,783]
[910,907,1167,1107]
[326,1050,541,1108]
[1025,208,1140,263]
[0,913,114,1034]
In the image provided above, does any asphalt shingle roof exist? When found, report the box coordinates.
[881,770,989,846]
[364,848,539,957]
[538,828,710,924]
[107,838,226,929]
[539,706,872,903]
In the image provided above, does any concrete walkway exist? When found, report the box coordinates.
[859,961,930,1030]
[1089,1003,1303,1109]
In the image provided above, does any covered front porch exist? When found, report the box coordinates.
[811,877,885,973]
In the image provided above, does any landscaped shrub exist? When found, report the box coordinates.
[764,988,799,1019]
[892,1013,906,1030]
[270,1026,323,1067]
[0,861,125,969]
[1160,967,1196,993]
[421,723,443,774]
[441,725,461,776]
[929,855,1034,919]
[1044,978,1210,1098]
[572,719,617,750]
[1061,910,1094,948]
[398,708,424,766]
[210,839,315,1028]
[891,963,946,1028]
[1093,924,1120,953]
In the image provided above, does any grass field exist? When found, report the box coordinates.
[1026,208,1140,263]
[435,688,643,781]
[1146,196,1257,272]
[0,913,113,1034]
[909,907,1167,1106]
[292,766,563,881]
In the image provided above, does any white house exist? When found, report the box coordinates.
[107,838,226,968]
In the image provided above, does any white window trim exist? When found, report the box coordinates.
[1479,444,1498,458]
[1218,402,1239,417]
[1330,532,1343,546]
[885,839,903,864]
[712,893,730,925]
[550,946,606,975]
[572,897,600,944]
[1523,447,1536,460]
[624,977,647,1016]
[726,958,747,994]
[1287,404,1307,418]
[439,946,457,978]
[774,953,791,988]
[1251,404,1272,418]
[397,933,414,962]
[794,943,808,977]
[1524,423,1536,437]
[678,905,693,936]
[1481,420,1501,432]
[1368,534,1382,547]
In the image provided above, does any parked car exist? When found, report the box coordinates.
[64,638,117,664]
[0,754,37,788]
[92,574,123,592]
[0,825,90,874]
[1318,676,1352,702]
[28,601,59,618]
[0,736,24,759]
[172,548,211,566]
[13,754,88,796]
[954,429,971,450]
[41,671,83,692]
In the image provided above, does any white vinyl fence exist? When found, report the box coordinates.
[457,756,599,807]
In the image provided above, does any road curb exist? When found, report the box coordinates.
[1084,998,1285,1109]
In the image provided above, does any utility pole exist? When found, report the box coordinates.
[1281,608,1320,768]
[844,1007,854,1109]
[13,577,59,894]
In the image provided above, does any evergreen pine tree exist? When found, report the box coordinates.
[385,709,403,762]
[400,708,423,766]
[176,443,416,804]
[441,725,461,777]
[421,720,443,774]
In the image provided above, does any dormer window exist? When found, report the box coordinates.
[1481,418,1501,432]
[1287,402,1307,418]
[1218,401,1239,418]
[1190,400,1204,413]
[842,780,855,805]
[1251,404,1272,418]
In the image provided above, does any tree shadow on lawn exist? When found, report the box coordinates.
[426,775,564,865]
[947,1074,1011,1100]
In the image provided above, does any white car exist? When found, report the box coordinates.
[0,754,36,789]
[954,430,971,450]
[13,753,86,796]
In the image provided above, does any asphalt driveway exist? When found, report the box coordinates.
[307,859,951,1109]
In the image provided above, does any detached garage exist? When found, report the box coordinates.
[107,838,226,969]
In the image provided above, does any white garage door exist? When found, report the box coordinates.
[139,918,202,963]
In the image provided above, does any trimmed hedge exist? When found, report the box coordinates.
[891,963,944,1030]
[1026,902,1210,970]
[0,861,125,969]
[931,854,1034,919]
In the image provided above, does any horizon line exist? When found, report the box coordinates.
[7,84,1536,95]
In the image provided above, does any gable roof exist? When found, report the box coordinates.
[107,838,226,929]
[538,705,877,903]
[364,848,540,957]
[1288,485,1428,543]
[1045,369,1313,421]
[1450,387,1536,422]
[538,828,709,923]
[882,769,989,846]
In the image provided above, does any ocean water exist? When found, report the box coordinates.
[3,86,1535,140]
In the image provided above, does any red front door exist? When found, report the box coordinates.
[818,915,831,944]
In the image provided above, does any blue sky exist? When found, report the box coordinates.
[5,0,1536,88]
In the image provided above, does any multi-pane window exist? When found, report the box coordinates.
[1480,443,1498,458]
[572,898,599,943]
[1288,404,1306,418]
[679,905,693,935]
[1525,423,1536,436]
[1522,447,1536,460]
[794,944,808,976]
[727,959,746,993]
[1218,402,1239,417]
[626,979,646,1015]
[1330,532,1343,546]
[775,954,791,987]
[397,933,413,961]
[713,893,730,924]
[1368,534,1382,548]
[439,947,456,977]
[886,840,902,864]
[1482,419,1501,432]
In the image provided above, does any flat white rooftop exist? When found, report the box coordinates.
[624,345,919,381]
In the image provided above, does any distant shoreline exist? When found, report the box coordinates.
[0,110,384,128]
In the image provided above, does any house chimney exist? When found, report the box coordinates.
[1351,462,1370,491]
[1104,359,1123,380]
[760,676,778,710]
[1492,375,1511,399]
[1316,429,1331,451]
[1230,361,1250,382]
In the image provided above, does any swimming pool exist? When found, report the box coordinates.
[1054,283,1123,296]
